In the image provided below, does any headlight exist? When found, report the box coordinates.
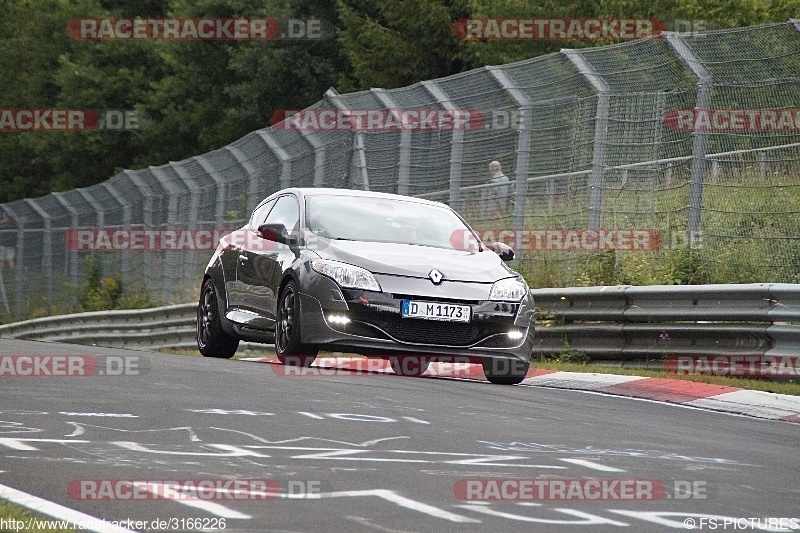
[311,260,381,292]
[489,277,528,301]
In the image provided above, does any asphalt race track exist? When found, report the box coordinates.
[1,339,798,532]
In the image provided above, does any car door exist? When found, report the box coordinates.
[236,194,300,329]
[223,199,275,314]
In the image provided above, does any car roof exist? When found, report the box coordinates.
[270,187,450,209]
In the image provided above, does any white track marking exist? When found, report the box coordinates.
[135,483,251,519]
[401,417,430,424]
[280,489,480,523]
[559,458,626,472]
[458,503,628,526]
[0,438,90,450]
[209,427,409,447]
[138,483,478,523]
[0,482,136,533]
[112,441,269,457]
[173,498,252,519]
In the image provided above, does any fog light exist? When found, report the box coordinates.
[507,329,524,340]
[328,314,351,325]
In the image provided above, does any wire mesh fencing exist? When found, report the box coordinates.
[2,21,800,320]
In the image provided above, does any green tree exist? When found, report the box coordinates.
[225,0,348,135]
[335,0,475,91]
[0,0,82,201]
[460,0,790,67]
[1,0,799,204]
[0,0,165,199]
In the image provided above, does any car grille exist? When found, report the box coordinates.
[380,317,477,346]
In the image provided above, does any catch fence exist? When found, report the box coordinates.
[2,21,800,319]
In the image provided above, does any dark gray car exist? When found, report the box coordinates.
[197,188,535,384]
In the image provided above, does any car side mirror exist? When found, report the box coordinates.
[492,241,515,262]
[258,223,294,245]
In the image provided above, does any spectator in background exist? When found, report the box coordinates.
[488,160,511,217]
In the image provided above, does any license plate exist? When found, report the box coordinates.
[401,300,471,323]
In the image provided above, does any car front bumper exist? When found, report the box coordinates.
[298,276,535,364]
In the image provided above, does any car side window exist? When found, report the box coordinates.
[248,199,276,231]
[263,195,300,234]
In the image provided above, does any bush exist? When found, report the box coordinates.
[76,255,153,312]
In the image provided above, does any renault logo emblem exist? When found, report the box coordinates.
[428,269,443,284]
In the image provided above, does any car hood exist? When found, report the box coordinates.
[313,239,515,283]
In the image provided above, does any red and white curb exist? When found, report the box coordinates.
[244,357,800,424]
[522,371,800,424]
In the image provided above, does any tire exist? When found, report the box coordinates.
[389,356,430,377]
[197,279,239,359]
[482,358,529,385]
[276,280,317,367]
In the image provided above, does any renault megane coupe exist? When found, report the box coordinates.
[196,188,535,384]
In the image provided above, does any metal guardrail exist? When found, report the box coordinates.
[532,283,800,359]
[1,284,798,360]
[0,304,199,350]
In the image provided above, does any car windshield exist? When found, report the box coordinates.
[306,194,474,249]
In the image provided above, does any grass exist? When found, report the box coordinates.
[461,168,800,288]
[0,501,76,532]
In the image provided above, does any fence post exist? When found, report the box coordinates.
[325,88,369,190]
[487,66,532,233]
[75,187,107,302]
[665,33,712,238]
[171,163,203,300]
[0,215,10,314]
[421,80,464,210]
[372,88,411,195]
[226,146,262,212]
[195,156,228,226]
[76,188,105,227]
[24,199,53,305]
[256,131,292,191]
[122,170,156,302]
[102,182,134,292]
[3,205,23,318]
[564,50,610,230]
[298,129,326,188]
[52,192,79,302]
[149,166,183,302]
